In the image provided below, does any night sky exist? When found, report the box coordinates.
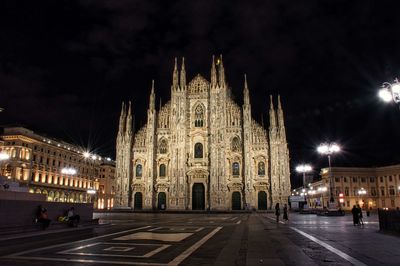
[1,0,400,187]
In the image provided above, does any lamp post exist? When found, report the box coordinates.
[295,164,312,188]
[378,79,400,107]
[317,143,341,205]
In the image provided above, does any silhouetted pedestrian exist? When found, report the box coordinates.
[67,207,80,227]
[36,205,50,229]
[351,205,359,226]
[357,205,364,226]
[275,203,280,223]
[283,204,288,221]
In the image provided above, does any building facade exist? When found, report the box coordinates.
[0,127,106,206]
[300,165,400,210]
[115,56,291,211]
[98,161,116,209]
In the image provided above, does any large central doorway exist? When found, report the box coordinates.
[258,191,268,210]
[232,192,241,210]
[192,183,205,210]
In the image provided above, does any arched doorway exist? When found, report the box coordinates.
[232,192,241,210]
[134,192,143,210]
[192,183,205,210]
[158,192,166,210]
[258,191,268,210]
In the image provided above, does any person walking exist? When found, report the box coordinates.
[283,204,289,222]
[357,205,364,226]
[275,203,280,223]
[351,205,359,226]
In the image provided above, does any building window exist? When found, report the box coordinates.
[258,162,265,176]
[231,137,240,152]
[380,187,385,196]
[343,177,347,182]
[335,177,340,182]
[159,139,168,154]
[371,187,377,196]
[353,187,358,196]
[391,200,395,207]
[370,177,375,183]
[232,162,240,176]
[361,177,366,183]
[335,187,340,196]
[380,176,383,183]
[352,177,357,183]
[389,186,395,196]
[136,164,142,178]
[382,199,385,207]
[389,176,393,182]
[159,164,166,177]
[345,187,349,196]
[347,201,350,207]
[194,105,204,127]
[194,143,203,158]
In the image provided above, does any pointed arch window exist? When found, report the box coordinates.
[159,164,166,177]
[232,162,240,176]
[194,105,204,127]
[258,162,265,176]
[159,139,168,154]
[231,137,240,152]
[194,143,203,158]
[136,164,142,178]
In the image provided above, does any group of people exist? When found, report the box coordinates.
[351,204,364,226]
[35,205,80,229]
[275,203,289,223]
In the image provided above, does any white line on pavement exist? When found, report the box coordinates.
[290,227,367,266]
[167,227,223,266]
[236,220,241,224]
[3,225,151,257]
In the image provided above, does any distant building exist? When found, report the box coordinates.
[115,56,291,211]
[297,165,400,210]
[0,127,114,207]
[98,161,116,209]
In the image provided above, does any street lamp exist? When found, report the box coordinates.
[295,164,312,188]
[378,79,400,106]
[317,143,341,204]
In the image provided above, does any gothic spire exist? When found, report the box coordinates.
[243,74,250,106]
[180,57,186,89]
[172,57,178,89]
[211,55,217,87]
[118,102,126,134]
[277,95,287,139]
[149,80,155,111]
[218,54,225,87]
[126,101,132,134]
[269,95,277,129]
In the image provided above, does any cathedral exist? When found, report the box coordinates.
[114,56,291,211]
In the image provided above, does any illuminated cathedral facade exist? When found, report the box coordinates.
[114,56,291,211]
